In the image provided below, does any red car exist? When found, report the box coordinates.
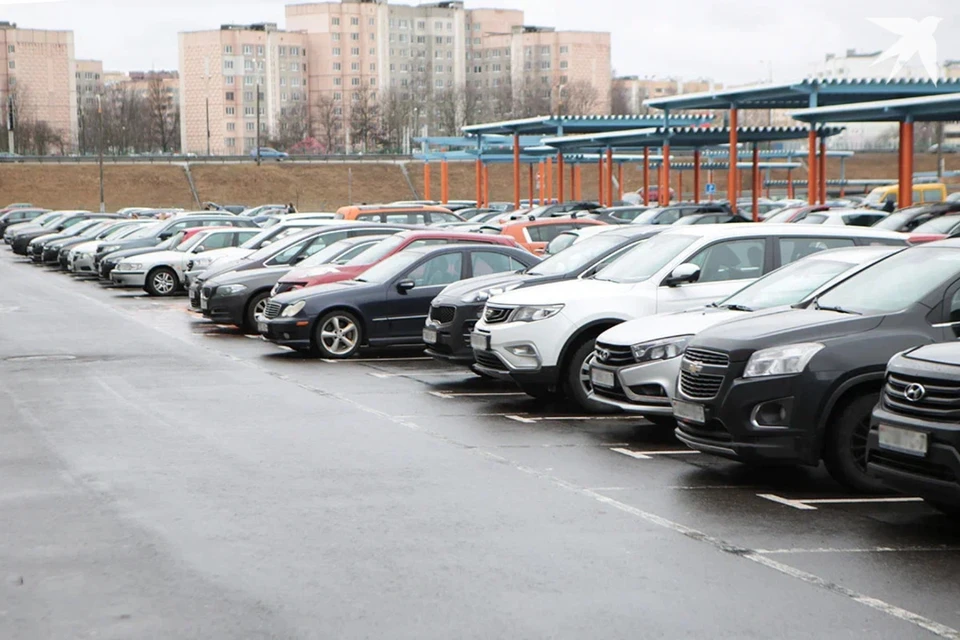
[272,229,526,295]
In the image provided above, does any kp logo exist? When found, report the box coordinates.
[869,17,943,84]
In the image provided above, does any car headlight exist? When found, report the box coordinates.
[217,284,247,296]
[509,304,564,323]
[462,282,522,304]
[744,343,824,379]
[117,263,142,271]
[101,245,121,253]
[631,335,693,363]
[280,300,306,317]
[193,257,213,269]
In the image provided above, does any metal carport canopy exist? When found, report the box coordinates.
[460,114,712,136]
[791,92,960,123]
[540,126,844,152]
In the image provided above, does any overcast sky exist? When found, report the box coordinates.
[2,0,958,84]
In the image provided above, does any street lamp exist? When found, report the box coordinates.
[204,57,212,156]
[97,94,105,213]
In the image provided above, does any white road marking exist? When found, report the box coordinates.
[505,414,537,423]
[368,371,465,378]
[758,493,923,511]
[429,390,527,398]
[755,546,960,555]
[611,447,701,460]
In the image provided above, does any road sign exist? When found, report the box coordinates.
[705,183,717,195]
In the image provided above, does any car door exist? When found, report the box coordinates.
[777,236,856,265]
[469,250,528,278]
[655,237,770,312]
[387,250,466,338]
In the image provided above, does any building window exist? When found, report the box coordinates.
[416,36,425,44]
[333,92,341,101]
[332,17,340,26]
[446,36,453,44]
[226,91,235,101]
[332,32,340,41]
[351,77,360,86]
[225,138,236,147]
[225,106,235,115]
[243,45,252,55]
[225,75,235,85]
[473,24,480,31]
[334,107,343,116]
[351,62,359,71]
[369,33,375,41]
[541,61,551,69]
[560,75,568,84]
[281,92,288,102]
[246,122,255,131]
[244,91,254,101]
[350,32,359,41]
[224,45,232,54]
[389,63,395,71]
[257,60,264,71]
[369,47,375,55]
[369,17,375,26]
[333,47,341,56]
[351,47,359,56]
[560,46,569,54]
[290,62,299,71]
[333,62,341,71]
[244,106,254,116]
[291,77,300,87]
[257,45,264,56]
[292,92,300,101]
[334,77,341,85]
[370,63,376,72]
[435,79,443,88]
[370,77,376,86]
[244,76,254,85]
[473,37,481,45]
[291,47,299,56]
[350,16,359,26]
[279,77,286,87]
[560,61,568,69]
[541,76,549,84]
[399,34,407,43]
[224,60,234,70]
[279,46,287,56]
[524,61,531,70]
[541,46,550,55]
[435,36,443,45]
[417,20,426,30]
[243,60,253,70]
[245,137,255,148]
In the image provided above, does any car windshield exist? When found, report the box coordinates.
[913,216,960,234]
[872,210,917,230]
[39,214,66,227]
[106,225,141,239]
[719,256,864,311]
[528,233,630,277]
[545,232,578,255]
[594,233,698,283]
[631,208,666,225]
[345,235,406,266]
[246,231,316,262]
[126,222,165,239]
[174,232,210,252]
[298,238,384,268]
[816,247,960,315]
[765,207,804,223]
[866,187,889,205]
[240,227,279,248]
[354,250,423,283]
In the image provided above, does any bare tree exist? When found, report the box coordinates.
[561,80,600,115]
[610,82,632,115]
[271,103,310,150]
[313,93,342,153]
[349,88,382,152]
[433,86,462,136]
[462,81,484,127]
[146,75,178,153]
[379,86,412,153]
[512,78,551,118]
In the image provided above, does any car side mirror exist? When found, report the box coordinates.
[158,232,172,240]
[663,263,701,287]
[193,245,206,254]
[396,279,416,294]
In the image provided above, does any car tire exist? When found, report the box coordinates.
[823,391,887,493]
[243,291,271,333]
[564,340,619,414]
[314,310,362,359]
[145,266,180,297]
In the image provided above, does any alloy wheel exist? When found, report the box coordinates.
[320,315,359,356]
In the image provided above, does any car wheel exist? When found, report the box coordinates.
[243,291,271,332]
[145,266,179,297]
[314,310,362,359]
[823,391,887,493]
[564,340,619,414]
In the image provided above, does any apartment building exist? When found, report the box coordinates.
[0,22,78,149]
[179,23,309,154]
[612,76,718,114]
[75,59,102,112]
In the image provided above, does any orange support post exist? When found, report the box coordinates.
[557,154,565,203]
[528,163,534,206]
[546,156,553,204]
[575,165,582,200]
[662,144,671,205]
[807,129,817,205]
[693,149,701,204]
[606,148,614,207]
[512,133,521,211]
[440,160,449,204]
[483,164,490,208]
[617,163,624,202]
[678,169,683,203]
[570,164,576,200]
[423,162,431,201]
[642,147,650,206]
[751,143,760,222]
[475,159,482,207]
[819,137,827,205]
[897,122,906,207]
[538,162,545,206]
[787,169,794,199]
[728,108,738,213]
[597,155,604,205]
[902,119,914,208]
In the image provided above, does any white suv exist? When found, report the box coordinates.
[470,224,909,410]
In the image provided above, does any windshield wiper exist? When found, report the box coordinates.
[719,303,753,312]
[813,298,861,315]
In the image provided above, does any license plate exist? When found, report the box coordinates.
[471,332,491,351]
[423,328,438,344]
[878,424,928,457]
[257,321,268,334]
[673,400,706,424]
[591,368,616,389]
[200,298,209,311]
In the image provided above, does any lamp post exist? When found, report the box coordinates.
[97,94,105,213]
[204,57,212,156]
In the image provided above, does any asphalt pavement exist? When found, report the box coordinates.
[2,250,960,640]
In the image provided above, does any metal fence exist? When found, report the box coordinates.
[0,154,415,165]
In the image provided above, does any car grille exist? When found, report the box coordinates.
[430,305,457,325]
[679,370,724,400]
[684,348,730,367]
[263,301,283,320]
[869,448,957,483]
[201,286,215,299]
[483,305,512,324]
[882,373,960,421]
[594,341,635,366]
[475,350,509,372]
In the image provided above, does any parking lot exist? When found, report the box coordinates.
[3,247,960,639]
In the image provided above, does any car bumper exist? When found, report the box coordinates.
[42,248,61,264]
[423,303,484,364]
[589,358,678,416]
[471,315,568,382]
[110,271,147,287]
[259,317,312,350]
[202,293,246,326]
[70,254,95,273]
[674,367,824,466]
[867,405,960,506]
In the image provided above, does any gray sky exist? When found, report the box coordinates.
[2,0,958,84]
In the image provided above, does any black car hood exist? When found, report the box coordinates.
[691,309,885,362]
[272,279,375,307]
[207,266,291,290]
[905,342,960,367]
[102,245,164,262]
[432,272,567,304]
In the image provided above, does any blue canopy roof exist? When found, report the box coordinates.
[461,114,713,136]
[792,92,960,123]
[541,126,843,153]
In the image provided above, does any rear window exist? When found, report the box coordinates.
[525,224,573,243]
[841,213,885,227]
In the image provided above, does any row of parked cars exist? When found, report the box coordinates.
[6,195,960,515]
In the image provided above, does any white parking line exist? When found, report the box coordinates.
[368,371,466,378]
[429,390,527,399]
[755,546,960,555]
[322,356,433,364]
[506,415,650,424]
[611,447,701,460]
[758,494,924,511]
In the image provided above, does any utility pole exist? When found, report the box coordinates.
[204,57,211,156]
[256,88,262,166]
[6,94,15,154]
[936,122,945,181]
[97,95,105,213]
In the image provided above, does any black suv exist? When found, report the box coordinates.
[674,240,960,491]
[867,343,960,512]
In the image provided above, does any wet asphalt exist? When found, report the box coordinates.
[1,249,960,640]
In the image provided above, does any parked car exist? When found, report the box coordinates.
[471,225,910,410]
[630,203,733,226]
[871,202,960,233]
[273,229,527,295]
[199,235,390,331]
[498,202,603,224]
[40,219,129,266]
[865,182,947,209]
[67,221,154,274]
[492,218,606,255]
[763,205,836,224]
[335,204,462,224]
[867,343,960,513]
[4,211,65,245]
[673,239,960,491]
[424,226,665,366]
[592,206,651,224]
[542,226,613,256]
[241,204,287,218]
[672,213,752,225]
[795,209,888,227]
[0,207,49,236]
[259,244,539,358]
[9,211,92,255]
[588,246,902,423]
[28,218,116,263]
[188,224,417,311]
[252,147,289,160]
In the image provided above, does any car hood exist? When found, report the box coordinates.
[123,249,187,266]
[904,343,960,367]
[103,245,163,262]
[271,279,376,307]
[598,308,748,347]
[690,309,885,362]
[208,266,290,289]
[281,264,365,285]
[488,277,630,307]
[70,241,100,253]
[434,272,527,301]
[205,247,251,265]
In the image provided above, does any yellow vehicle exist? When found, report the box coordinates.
[865,183,947,208]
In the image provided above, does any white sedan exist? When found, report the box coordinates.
[112,228,259,296]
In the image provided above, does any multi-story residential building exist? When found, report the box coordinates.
[612,76,718,114]
[0,22,78,150]
[75,59,102,112]
[179,23,309,155]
